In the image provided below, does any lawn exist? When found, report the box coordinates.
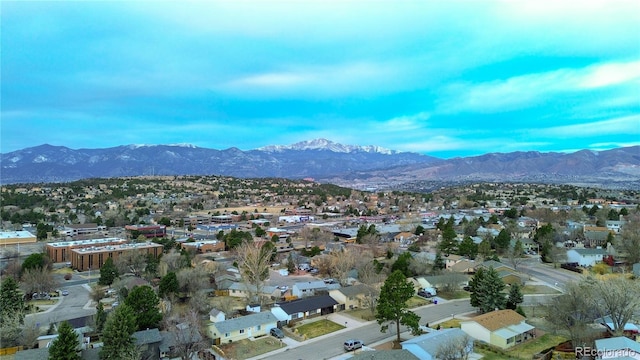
[475,334,568,360]
[407,296,431,308]
[218,337,284,360]
[295,319,344,339]
[437,290,470,300]
[345,308,376,321]
[434,318,461,328]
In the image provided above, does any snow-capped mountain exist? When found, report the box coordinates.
[259,138,396,154]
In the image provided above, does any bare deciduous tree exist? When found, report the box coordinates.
[177,267,209,297]
[114,250,147,277]
[164,310,208,360]
[618,214,640,265]
[236,240,271,305]
[20,267,57,295]
[546,280,600,349]
[331,249,356,286]
[592,276,640,336]
[436,335,473,360]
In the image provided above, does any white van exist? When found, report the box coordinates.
[344,339,363,351]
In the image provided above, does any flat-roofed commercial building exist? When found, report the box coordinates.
[62,223,108,239]
[46,238,128,263]
[70,242,163,271]
[125,224,166,239]
[0,230,37,246]
[181,240,225,254]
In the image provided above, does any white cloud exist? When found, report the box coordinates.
[534,115,640,138]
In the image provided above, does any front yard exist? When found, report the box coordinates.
[294,319,345,339]
[475,333,568,360]
[218,337,284,360]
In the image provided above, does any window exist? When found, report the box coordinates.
[239,329,245,334]
[256,325,261,331]
[291,313,299,319]
[224,333,229,337]
[507,337,514,344]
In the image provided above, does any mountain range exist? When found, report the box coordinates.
[1,139,639,190]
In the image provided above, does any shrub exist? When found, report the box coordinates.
[64,273,72,280]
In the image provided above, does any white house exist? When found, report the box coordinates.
[207,311,278,345]
[566,248,607,267]
[292,280,328,298]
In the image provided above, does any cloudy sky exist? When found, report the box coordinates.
[2,1,639,158]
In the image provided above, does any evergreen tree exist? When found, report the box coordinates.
[468,267,485,308]
[433,252,446,272]
[0,277,24,321]
[477,238,493,259]
[506,283,524,310]
[458,236,478,259]
[48,321,80,360]
[439,225,458,255]
[287,252,297,274]
[376,270,421,345]
[124,285,162,331]
[95,302,107,333]
[99,258,118,287]
[391,252,412,277]
[477,267,507,313]
[158,272,179,298]
[494,229,511,253]
[100,304,137,360]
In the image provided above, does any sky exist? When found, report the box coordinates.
[1,0,639,158]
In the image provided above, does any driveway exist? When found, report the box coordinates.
[25,284,95,329]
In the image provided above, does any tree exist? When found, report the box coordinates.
[48,321,81,360]
[164,311,207,360]
[591,277,640,336]
[470,267,506,313]
[99,258,118,287]
[331,249,356,286]
[100,304,139,360]
[376,270,421,346]
[158,272,179,298]
[96,302,107,333]
[506,283,523,310]
[0,277,25,347]
[477,238,493,260]
[458,236,478,259]
[114,251,147,277]
[21,266,57,296]
[618,214,640,265]
[236,240,271,305]
[22,253,51,272]
[124,285,162,331]
[507,240,525,270]
[286,252,297,274]
[438,225,458,255]
[432,252,446,272]
[436,335,472,360]
[494,229,511,254]
[391,252,412,277]
[546,280,600,349]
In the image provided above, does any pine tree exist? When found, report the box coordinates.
[98,258,118,287]
[376,270,421,346]
[48,321,81,360]
[507,283,524,310]
[477,267,506,313]
[468,267,485,308]
[100,304,137,360]
[95,302,107,333]
[158,272,179,298]
[0,277,24,321]
[124,285,162,331]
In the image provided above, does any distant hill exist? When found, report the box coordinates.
[1,139,638,189]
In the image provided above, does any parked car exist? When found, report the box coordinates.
[270,327,285,339]
[344,339,364,351]
[417,289,433,298]
[61,290,69,296]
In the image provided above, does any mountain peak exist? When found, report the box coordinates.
[258,138,396,154]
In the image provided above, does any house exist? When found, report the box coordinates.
[133,328,163,360]
[567,248,607,267]
[401,328,473,360]
[160,323,204,359]
[329,284,377,311]
[270,295,338,325]
[207,311,278,345]
[444,254,465,269]
[594,336,640,359]
[209,308,226,323]
[228,282,280,300]
[597,315,640,335]
[447,260,476,274]
[461,309,535,349]
[292,280,330,298]
[476,260,526,285]
[584,226,614,247]
[394,232,415,243]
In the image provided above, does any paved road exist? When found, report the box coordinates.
[25,284,95,329]
[518,257,584,290]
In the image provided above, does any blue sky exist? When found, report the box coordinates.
[2,1,639,158]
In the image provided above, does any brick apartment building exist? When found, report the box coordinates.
[70,241,163,271]
[46,238,128,263]
[125,224,167,239]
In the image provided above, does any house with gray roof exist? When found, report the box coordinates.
[133,328,163,360]
[401,328,473,360]
[228,282,280,300]
[271,295,338,324]
[350,349,420,360]
[329,284,377,310]
[207,311,278,345]
[292,280,330,298]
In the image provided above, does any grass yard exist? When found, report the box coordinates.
[434,318,461,328]
[521,285,561,295]
[407,296,431,308]
[219,337,284,360]
[438,290,470,300]
[476,334,568,360]
[295,319,344,339]
[345,308,376,321]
